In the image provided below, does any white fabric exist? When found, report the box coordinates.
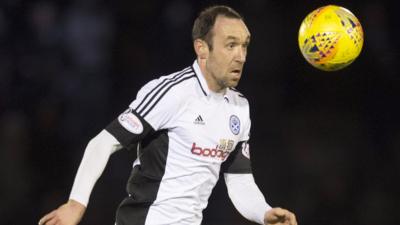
[68,61,256,225]
[124,61,252,225]
[224,173,272,224]
[69,130,122,206]
[130,67,194,131]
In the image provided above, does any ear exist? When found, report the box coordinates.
[194,39,209,59]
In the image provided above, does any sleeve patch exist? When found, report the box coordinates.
[242,142,250,159]
[118,109,144,134]
[221,141,252,174]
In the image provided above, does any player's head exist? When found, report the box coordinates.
[192,5,250,92]
[192,5,244,50]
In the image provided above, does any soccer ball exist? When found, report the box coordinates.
[298,5,364,71]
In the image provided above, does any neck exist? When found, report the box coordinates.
[197,58,225,93]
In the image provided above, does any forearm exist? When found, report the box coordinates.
[69,130,122,206]
[224,173,272,224]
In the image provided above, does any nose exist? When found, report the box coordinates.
[235,47,246,63]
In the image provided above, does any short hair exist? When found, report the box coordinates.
[192,5,243,50]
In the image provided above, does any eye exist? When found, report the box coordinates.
[227,42,237,50]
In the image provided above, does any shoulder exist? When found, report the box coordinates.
[141,66,194,90]
[227,88,251,140]
[141,66,197,93]
[135,66,198,105]
[227,87,250,108]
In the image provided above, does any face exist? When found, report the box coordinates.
[204,16,251,92]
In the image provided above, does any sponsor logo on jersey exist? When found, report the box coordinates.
[229,115,240,135]
[218,139,235,151]
[194,115,205,125]
[190,139,235,160]
[191,143,229,160]
[118,109,144,134]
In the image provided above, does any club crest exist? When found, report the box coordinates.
[229,115,240,135]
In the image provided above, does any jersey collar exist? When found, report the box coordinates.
[192,60,231,102]
[192,60,210,96]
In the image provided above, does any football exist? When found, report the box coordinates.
[298,5,364,71]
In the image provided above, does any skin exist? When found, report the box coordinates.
[38,199,85,225]
[194,16,250,93]
[39,15,298,225]
[264,207,298,225]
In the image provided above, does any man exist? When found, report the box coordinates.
[39,5,297,225]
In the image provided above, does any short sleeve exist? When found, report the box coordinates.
[241,118,251,142]
[129,77,185,130]
[221,141,252,174]
[222,97,252,173]
[106,78,184,148]
[105,108,154,149]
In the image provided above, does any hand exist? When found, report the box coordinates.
[264,207,297,225]
[39,199,86,225]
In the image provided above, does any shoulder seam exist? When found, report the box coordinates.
[138,72,196,118]
[135,67,192,113]
[229,87,246,99]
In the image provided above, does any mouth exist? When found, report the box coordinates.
[230,69,242,76]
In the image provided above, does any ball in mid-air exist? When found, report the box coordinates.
[298,5,364,71]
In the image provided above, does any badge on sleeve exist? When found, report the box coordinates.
[118,109,144,134]
[242,142,250,159]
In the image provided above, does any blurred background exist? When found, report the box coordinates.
[1,0,399,224]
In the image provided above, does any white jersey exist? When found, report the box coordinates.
[106,60,252,225]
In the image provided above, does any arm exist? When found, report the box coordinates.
[222,142,297,225]
[224,173,298,225]
[39,77,184,225]
[69,129,122,206]
[39,130,122,225]
[224,173,271,224]
[223,103,297,225]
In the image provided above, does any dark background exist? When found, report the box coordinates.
[1,0,399,225]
